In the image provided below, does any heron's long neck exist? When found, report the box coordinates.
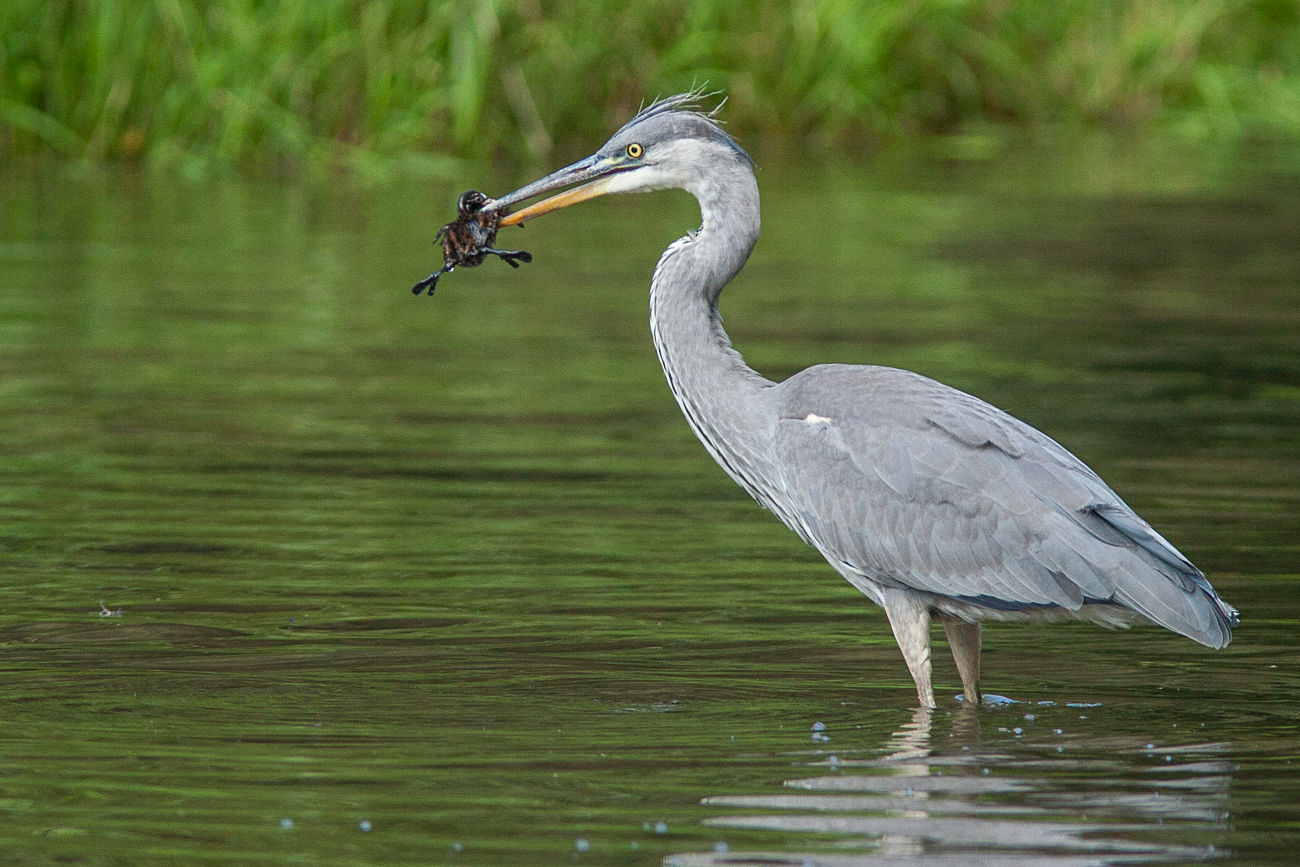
[649,162,776,502]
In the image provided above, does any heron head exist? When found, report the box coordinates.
[487,92,752,226]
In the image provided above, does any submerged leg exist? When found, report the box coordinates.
[879,590,935,708]
[941,618,982,706]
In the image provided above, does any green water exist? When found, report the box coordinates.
[1,141,1298,866]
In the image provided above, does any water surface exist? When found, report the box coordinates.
[1,141,1298,865]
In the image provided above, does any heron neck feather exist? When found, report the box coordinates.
[648,159,777,505]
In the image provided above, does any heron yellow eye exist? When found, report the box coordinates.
[626,142,644,159]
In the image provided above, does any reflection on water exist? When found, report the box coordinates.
[0,141,1298,864]
[675,708,1231,865]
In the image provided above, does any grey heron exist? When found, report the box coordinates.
[483,92,1238,708]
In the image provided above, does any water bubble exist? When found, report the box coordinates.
[714,842,730,854]
[812,721,826,731]
[1013,727,1023,734]
[279,818,294,830]
[654,821,669,835]
[575,838,590,852]
[359,820,372,832]
[1024,714,1035,721]
[828,755,838,766]
[981,768,990,775]
[630,841,639,851]
[1165,755,1173,763]
[642,822,650,832]
[452,842,464,853]
[1147,743,1155,750]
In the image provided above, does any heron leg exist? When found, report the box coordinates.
[941,618,982,706]
[879,591,935,709]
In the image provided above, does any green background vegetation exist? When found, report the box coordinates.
[3,0,1300,175]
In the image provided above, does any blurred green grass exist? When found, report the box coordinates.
[3,0,1299,176]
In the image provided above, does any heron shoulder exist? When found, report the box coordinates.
[775,363,1102,471]
[768,361,1132,529]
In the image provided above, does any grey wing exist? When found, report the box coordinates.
[769,365,1236,647]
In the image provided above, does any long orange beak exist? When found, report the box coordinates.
[498,176,618,227]
[484,154,631,227]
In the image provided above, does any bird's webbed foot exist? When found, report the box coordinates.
[413,266,452,295]
[485,248,533,269]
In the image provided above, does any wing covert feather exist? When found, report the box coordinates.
[767,364,1234,645]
